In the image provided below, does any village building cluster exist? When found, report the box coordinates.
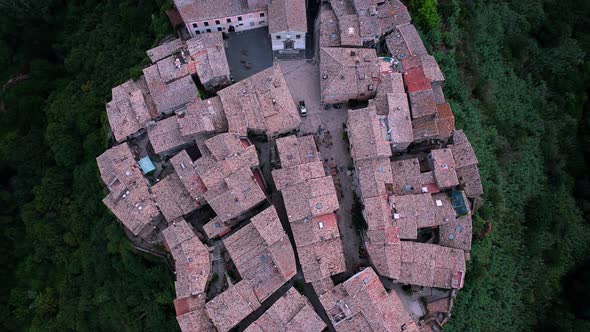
[97,0,483,331]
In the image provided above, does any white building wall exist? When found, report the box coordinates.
[270,31,306,51]
[186,10,268,37]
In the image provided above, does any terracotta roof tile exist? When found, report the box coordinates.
[170,150,208,202]
[245,287,326,332]
[428,148,459,189]
[146,38,183,63]
[177,96,227,138]
[320,7,341,47]
[320,47,380,104]
[224,206,296,302]
[347,106,392,161]
[205,280,262,332]
[147,116,191,156]
[152,172,200,221]
[217,64,300,138]
[164,219,211,298]
[106,80,156,142]
[319,267,417,332]
[269,0,307,34]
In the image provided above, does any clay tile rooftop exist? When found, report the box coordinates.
[174,296,215,332]
[330,0,355,17]
[385,23,428,60]
[244,287,326,332]
[106,80,156,143]
[98,143,160,237]
[146,38,183,63]
[282,175,340,222]
[276,135,321,168]
[319,267,418,332]
[143,63,198,114]
[203,166,266,237]
[268,0,308,34]
[217,64,300,138]
[320,47,380,105]
[377,0,411,33]
[170,150,208,203]
[339,14,362,46]
[428,148,459,190]
[205,279,262,332]
[146,116,190,156]
[439,215,473,252]
[163,218,211,298]
[272,135,325,190]
[223,206,296,302]
[185,32,231,88]
[394,241,466,289]
[355,157,394,199]
[387,92,413,151]
[320,6,341,47]
[174,0,262,23]
[97,143,145,192]
[177,96,227,139]
[347,106,392,161]
[102,180,160,237]
[151,172,200,222]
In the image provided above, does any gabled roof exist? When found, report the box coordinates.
[143,64,198,114]
[170,150,208,202]
[174,0,264,23]
[152,172,199,221]
[355,157,393,199]
[224,206,296,302]
[106,80,156,142]
[320,6,341,47]
[439,215,473,252]
[385,23,428,60]
[164,219,211,298]
[205,280,262,332]
[347,106,392,161]
[177,96,227,138]
[282,176,340,222]
[102,181,160,236]
[217,64,300,137]
[394,241,466,289]
[276,135,321,168]
[268,0,307,33]
[319,267,418,332]
[244,287,326,332]
[320,47,380,104]
[429,148,459,189]
[146,38,183,63]
[185,33,231,84]
[146,116,190,155]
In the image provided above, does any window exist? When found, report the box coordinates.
[217,27,222,31]
[237,16,243,21]
[296,34,301,39]
[206,28,211,33]
[259,21,265,25]
[260,12,265,17]
[215,20,220,25]
[226,18,231,23]
[192,23,198,28]
[195,30,201,35]
[276,35,281,40]
[250,22,255,27]
[204,21,209,26]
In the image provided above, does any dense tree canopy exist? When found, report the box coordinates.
[0,0,588,331]
[408,0,590,330]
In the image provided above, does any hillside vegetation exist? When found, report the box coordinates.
[0,0,588,331]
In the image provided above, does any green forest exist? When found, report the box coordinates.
[0,0,588,331]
